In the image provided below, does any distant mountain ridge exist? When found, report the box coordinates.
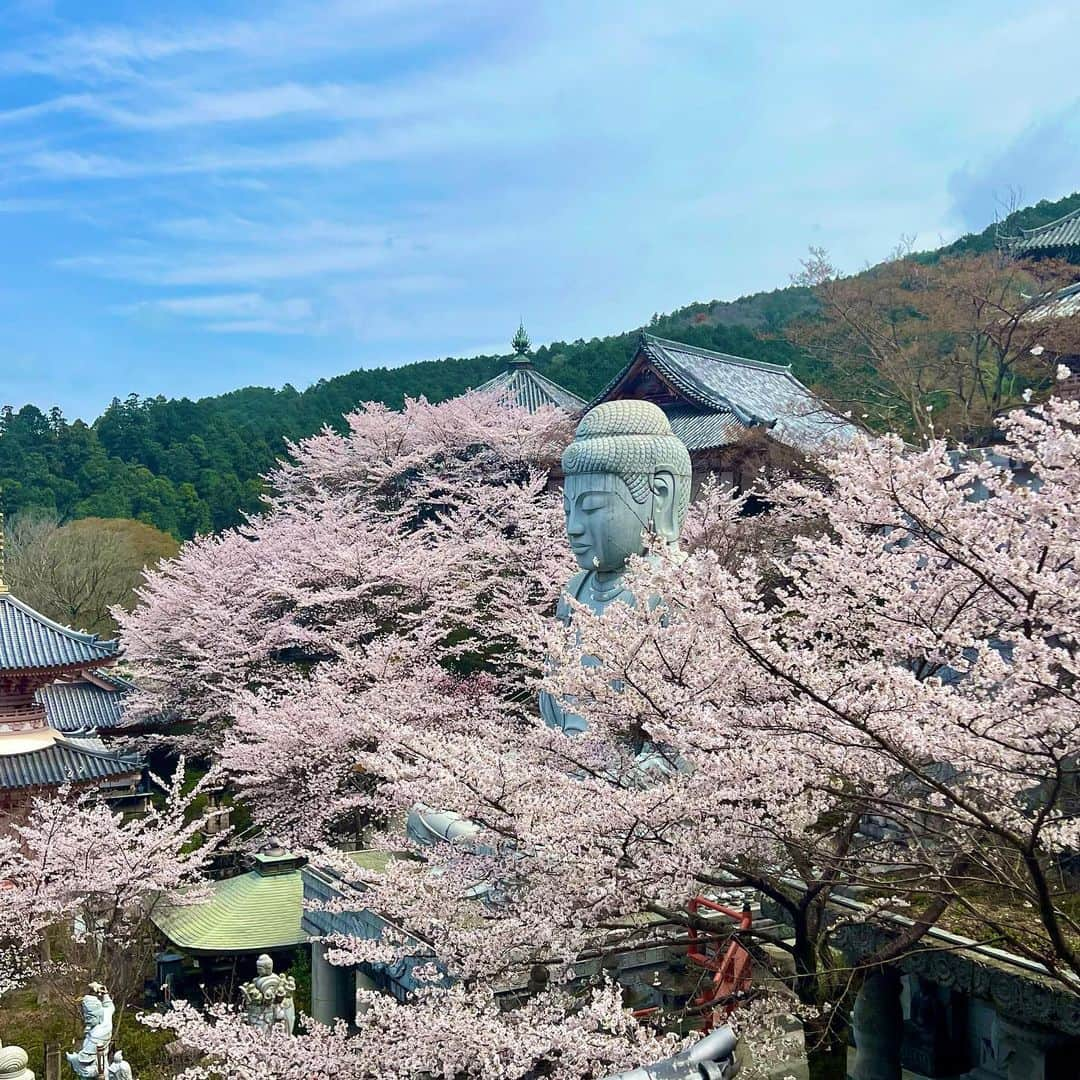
[2,190,1077,539]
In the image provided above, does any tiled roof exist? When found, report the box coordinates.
[1002,208,1080,256]
[471,361,586,414]
[592,335,861,454]
[1023,281,1080,321]
[0,593,119,672]
[152,866,307,953]
[38,674,132,734]
[0,737,140,791]
[661,405,754,453]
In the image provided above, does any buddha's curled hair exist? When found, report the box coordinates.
[562,400,692,522]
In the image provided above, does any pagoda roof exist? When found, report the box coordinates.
[471,361,586,415]
[592,334,861,454]
[152,859,308,954]
[37,671,134,735]
[0,733,140,791]
[1001,207,1080,257]
[0,592,119,674]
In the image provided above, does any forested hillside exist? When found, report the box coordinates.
[2,192,1077,539]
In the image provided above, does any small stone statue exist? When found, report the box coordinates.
[239,954,296,1036]
[67,983,114,1078]
[540,400,692,734]
[105,1052,132,1080]
[0,1036,34,1080]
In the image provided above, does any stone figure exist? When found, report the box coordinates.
[539,401,692,734]
[239,954,296,1036]
[105,1052,132,1080]
[66,983,114,1078]
[0,1036,34,1080]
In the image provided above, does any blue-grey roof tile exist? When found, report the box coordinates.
[0,592,119,672]
[38,676,131,734]
[1024,281,1080,320]
[1002,208,1080,256]
[0,738,141,791]
[471,361,586,414]
[592,335,861,454]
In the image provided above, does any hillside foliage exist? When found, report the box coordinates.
[2,192,1077,540]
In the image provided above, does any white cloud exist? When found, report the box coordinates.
[122,291,316,335]
[60,245,389,285]
[0,0,461,81]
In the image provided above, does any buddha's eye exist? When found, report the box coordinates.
[579,494,608,513]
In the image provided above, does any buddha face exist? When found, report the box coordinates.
[256,955,273,977]
[563,471,676,573]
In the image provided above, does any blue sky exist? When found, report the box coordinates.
[1,0,1079,420]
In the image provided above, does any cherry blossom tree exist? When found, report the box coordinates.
[120,394,716,1077]
[0,765,223,1016]
[541,392,1080,1071]
[115,389,1080,1078]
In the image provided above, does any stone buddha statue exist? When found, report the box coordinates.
[539,400,692,734]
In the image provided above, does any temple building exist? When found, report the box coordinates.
[1000,206,1080,261]
[588,333,861,490]
[146,841,322,1012]
[467,323,586,414]
[153,848,307,958]
[0,577,142,815]
[1000,207,1080,398]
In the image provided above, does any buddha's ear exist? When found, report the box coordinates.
[650,471,678,540]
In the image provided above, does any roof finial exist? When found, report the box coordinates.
[511,319,531,356]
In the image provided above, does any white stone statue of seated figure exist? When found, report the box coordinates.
[539,400,692,735]
[66,984,114,1078]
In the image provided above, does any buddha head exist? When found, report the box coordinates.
[561,401,692,573]
[255,954,273,978]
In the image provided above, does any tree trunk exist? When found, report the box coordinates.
[36,934,52,1004]
[803,1013,849,1080]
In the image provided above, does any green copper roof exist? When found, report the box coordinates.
[152,866,307,954]
[348,849,396,874]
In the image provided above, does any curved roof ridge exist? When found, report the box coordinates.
[525,367,587,398]
[52,733,140,765]
[1014,205,1080,239]
[1,592,118,650]
[0,591,120,672]
[642,333,794,374]
[646,350,773,426]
